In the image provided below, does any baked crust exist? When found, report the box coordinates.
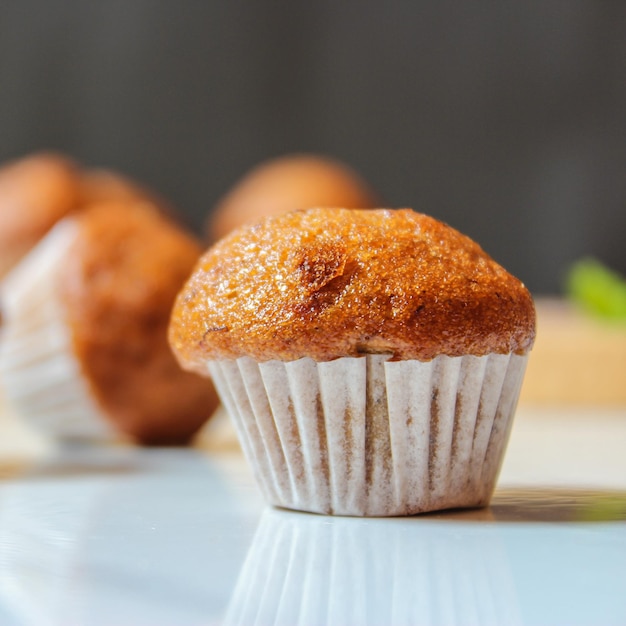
[0,152,81,277]
[170,208,536,372]
[59,202,218,444]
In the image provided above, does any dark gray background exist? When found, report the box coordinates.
[1,1,624,294]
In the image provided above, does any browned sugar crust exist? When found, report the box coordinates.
[170,208,536,372]
[59,202,218,445]
[207,154,379,242]
[0,152,81,277]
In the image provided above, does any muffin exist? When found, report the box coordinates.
[0,152,82,279]
[0,202,218,445]
[169,207,535,515]
[206,153,379,241]
[78,168,172,214]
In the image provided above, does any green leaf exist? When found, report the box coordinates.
[565,257,626,321]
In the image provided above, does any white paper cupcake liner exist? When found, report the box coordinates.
[208,352,527,516]
[0,221,119,442]
[224,508,521,625]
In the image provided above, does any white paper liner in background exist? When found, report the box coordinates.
[209,352,528,516]
[223,508,522,625]
[0,221,119,442]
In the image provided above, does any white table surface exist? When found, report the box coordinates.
[0,405,625,626]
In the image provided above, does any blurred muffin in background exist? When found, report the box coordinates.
[0,152,180,283]
[0,202,218,445]
[206,153,379,241]
[78,168,173,215]
[0,152,82,279]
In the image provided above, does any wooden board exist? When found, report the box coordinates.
[520,299,626,406]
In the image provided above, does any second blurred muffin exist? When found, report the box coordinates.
[0,202,218,445]
[0,152,177,283]
[206,153,379,241]
[78,168,172,213]
[0,152,82,279]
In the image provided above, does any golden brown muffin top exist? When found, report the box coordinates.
[170,208,536,371]
[207,154,379,242]
[58,202,218,444]
[0,152,81,277]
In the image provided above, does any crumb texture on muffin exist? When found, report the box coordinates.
[170,208,536,370]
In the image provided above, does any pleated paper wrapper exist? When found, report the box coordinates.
[209,351,527,516]
[0,221,119,442]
